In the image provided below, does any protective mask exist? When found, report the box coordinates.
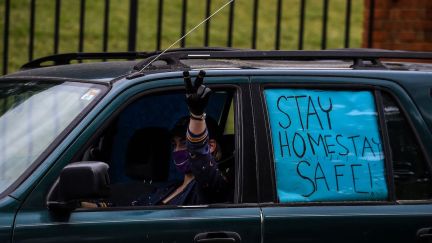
[172,150,191,173]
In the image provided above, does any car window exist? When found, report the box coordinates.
[224,101,235,135]
[61,89,236,207]
[382,92,432,200]
[264,88,388,203]
[0,81,105,194]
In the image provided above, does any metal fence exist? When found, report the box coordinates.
[1,0,376,75]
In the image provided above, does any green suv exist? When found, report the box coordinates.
[0,49,431,243]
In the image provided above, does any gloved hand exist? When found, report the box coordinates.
[183,70,212,116]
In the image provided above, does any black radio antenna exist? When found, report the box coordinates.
[137,0,234,72]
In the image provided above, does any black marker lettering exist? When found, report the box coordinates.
[334,164,345,192]
[294,95,307,130]
[278,130,291,157]
[307,133,327,156]
[362,137,376,157]
[314,162,330,191]
[324,135,335,155]
[306,96,323,130]
[292,132,306,158]
[297,160,316,197]
[318,96,333,129]
[351,164,368,194]
[347,135,360,156]
[368,163,373,189]
[277,96,292,129]
[371,138,382,157]
[336,134,349,156]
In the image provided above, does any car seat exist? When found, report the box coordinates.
[109,127,173,206]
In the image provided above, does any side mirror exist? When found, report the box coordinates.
[47,161,110,212]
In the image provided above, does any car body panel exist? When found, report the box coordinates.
[250,75,432,243]
[14,207,261,243]
[5,61,136,81]
[261,204,432,243]
[0,54,431,242]
[11,75,261,242]
[0,196,20,243]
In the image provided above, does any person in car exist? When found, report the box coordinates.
[131,70,232,206]
[81,70,231,208]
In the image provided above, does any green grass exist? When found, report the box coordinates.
[0,0,364,73]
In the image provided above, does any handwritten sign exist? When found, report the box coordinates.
[264,89,388,202]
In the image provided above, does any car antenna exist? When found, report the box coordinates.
[137,0,234,73]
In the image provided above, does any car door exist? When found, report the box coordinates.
[12,75,262,243]
[251,75,432,243]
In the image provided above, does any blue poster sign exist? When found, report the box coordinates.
[264,89,388,202]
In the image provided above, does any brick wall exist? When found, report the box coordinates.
[363,0,432,51]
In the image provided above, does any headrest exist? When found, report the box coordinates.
[125,127,171,181]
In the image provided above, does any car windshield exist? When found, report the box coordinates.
[0,80,106,194]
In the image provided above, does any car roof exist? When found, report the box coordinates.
[3,48,432,83]
[3,61,138,83]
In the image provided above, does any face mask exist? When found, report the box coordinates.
[172,150,191,173]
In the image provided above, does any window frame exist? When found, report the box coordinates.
[256,82,432,206]
[379,89,432,204]
[61,82,257,211]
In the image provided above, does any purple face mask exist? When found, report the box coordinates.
[172,150,191,173]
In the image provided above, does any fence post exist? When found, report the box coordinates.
[344,0,351,48]
[54,0,61,54]
[156,0,164,50]
[29,0,36,61]
[275,0,282,50]
[298,0,306,50]
[103,0,110,53]
[180,0,187,47]
[204,0,212,46]
[79,0,86,53]
[367,0,375,48]
[227,0,235,47]
[251,0,259,49]
[128,0,139,52]
[3,0,10,74]
[321,0,328,49]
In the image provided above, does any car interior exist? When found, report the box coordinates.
[48,89,236,207]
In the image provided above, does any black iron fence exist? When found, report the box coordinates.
[1,0,376,75]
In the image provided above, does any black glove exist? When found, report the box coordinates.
[183,70,212,116]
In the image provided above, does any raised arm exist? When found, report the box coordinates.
[183,71,229,195]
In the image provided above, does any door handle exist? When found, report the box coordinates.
[194,231,241,243]
[417,228,432,243]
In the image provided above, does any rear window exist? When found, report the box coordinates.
[264,89,388,203]
[382,92,432,200]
